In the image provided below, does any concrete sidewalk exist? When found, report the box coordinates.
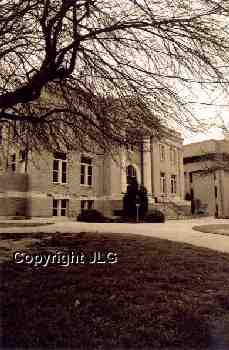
[1,217,229,254]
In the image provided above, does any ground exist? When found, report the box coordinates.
[1,228,229,349]
[193,224,229,236]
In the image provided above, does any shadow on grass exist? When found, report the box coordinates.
[1,232,229,349]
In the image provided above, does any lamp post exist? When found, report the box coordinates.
[136,194,141,223]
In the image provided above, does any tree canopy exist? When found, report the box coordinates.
[1,0,229,152]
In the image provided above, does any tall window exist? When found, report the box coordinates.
[53,199,68,216]
[0,125,2,144]
[159,144,165,161]
[170,146,177,164]
[53,152,67,184]
[160,172,166,193]
[19,149,27,162]
[171,175,177,194]
[80,156,93,186]
[81,200,94,211]
[11,154,16,172]
[126,165,137,185]
[12,121,18,141]
[125,143,134,151]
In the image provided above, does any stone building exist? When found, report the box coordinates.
[0,126,189,219]
[184,138,229,218]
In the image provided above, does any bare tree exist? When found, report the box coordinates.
[1,0,229,152]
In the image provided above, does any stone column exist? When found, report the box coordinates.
[178,148,185,199]
[151,140,160,198]
[143,138,153,197]
[120,147,127,193]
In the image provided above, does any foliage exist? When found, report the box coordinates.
[138,185,149,220]
[1,1,229,151]
[123,181,148,221]
[123,181,138,221]
[185,192,192,201]
[144,209,165,223]
[77,209,110,223]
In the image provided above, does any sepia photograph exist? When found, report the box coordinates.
[1,0,229,349]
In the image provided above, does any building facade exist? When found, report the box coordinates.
[0,128,189,219]
[184,138,229,218]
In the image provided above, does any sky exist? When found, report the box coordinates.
[183,127,224,145]
[178,82,229,145]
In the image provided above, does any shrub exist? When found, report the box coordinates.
[144,209,165,223]
[77,209,110,223]
[123,182,139,220]
[123,181,149,221]
[138,185,148,220]
[185,192,192,201]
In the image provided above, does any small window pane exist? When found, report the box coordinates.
[61,162,67,183]
[61,199,67,208]
[53,160,59,170]
[62,162,67,172]
[62,172,67,183]
[61,209,66,216]
[0,126,2,144]
[88,165,92,175]
[53,171,58,183]
[88,175,92,186]
[54,152,66,160]
[81,165,85,174]
[53,199,58,208]
[81,200,85,210]
[53,199,58,217]
[81,175,85,185]
[81,156,92,164]
[88,200,94,209]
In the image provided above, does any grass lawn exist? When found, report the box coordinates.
[193,224,229,236]
[1,231,229,349]
[0,222,54,228]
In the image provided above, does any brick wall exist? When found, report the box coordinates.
[0,173,28,192]
[0,173,29,216]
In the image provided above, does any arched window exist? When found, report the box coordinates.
[126,165,137,185]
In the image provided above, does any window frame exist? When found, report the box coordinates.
[80,156,93,186]
[171,174,177,194]
[52,199,68,217]
[11,153,16,172]
[170,146,177,165]
[52,153,67,184]
[159,144,165,161]
[81,199,94,211]
[160,172,166,194]
[125,143,135,152]
[0,125,2,145]
[126,165,137,185]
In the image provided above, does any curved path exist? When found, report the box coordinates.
[1,217,229,253]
